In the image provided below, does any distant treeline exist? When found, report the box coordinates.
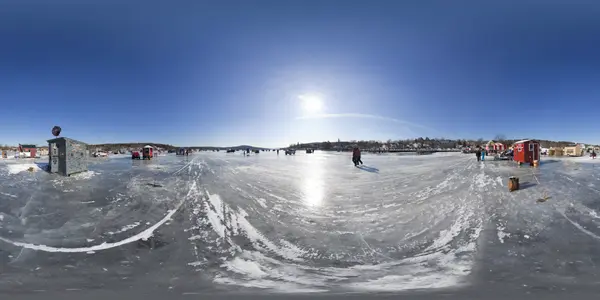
[87,143,178,151]
[86,143,272,151]
[286,136,590,151]
[2,136,593,152]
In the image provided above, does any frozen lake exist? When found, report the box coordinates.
[1,151,600,297]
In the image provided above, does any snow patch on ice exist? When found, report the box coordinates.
[214,276,327,293]
[70,171,98,180]
[574,204,600,220]
[222,257,268,278]
[497,224,510,243]
[5,163,41,174]
[413,173,459,200]
[202,193,309,261]
[425,201,480,252]
[496,176,504,186]
[204,194,227,239]
[347,273,459,291]
[256,197,267,208]
[106,222,141,236]
[188,261,206,267]
[0,192,17,198]
[472,173,497,190]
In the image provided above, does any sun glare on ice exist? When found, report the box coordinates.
[301,154,325,207]
[299,94,324,114]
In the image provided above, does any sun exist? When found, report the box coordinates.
[299,94,324,113]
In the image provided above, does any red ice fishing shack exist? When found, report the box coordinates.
[513,139,540,165]
[142,145,153,160]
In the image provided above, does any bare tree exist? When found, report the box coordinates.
[494,134,506,142]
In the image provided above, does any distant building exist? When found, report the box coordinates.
[18,144,37,158]
[549,146,563,156]
[485,140,506,152]
[563,145,584,157]
[38,146,49,156]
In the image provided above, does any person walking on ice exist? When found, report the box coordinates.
[352,146,363,166]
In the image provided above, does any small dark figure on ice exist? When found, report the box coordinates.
[475,148,481,162]
[352,146,363,166]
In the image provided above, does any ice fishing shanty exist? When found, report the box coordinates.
[485,140,506,153]
[142,145,154,160]
[19,144,37,158]
[47,137,89,176]
[513,139,540,165]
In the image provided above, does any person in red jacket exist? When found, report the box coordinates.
[352,146,363,166]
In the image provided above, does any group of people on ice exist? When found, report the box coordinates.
[475,147,513,161]
[475,148,486,161]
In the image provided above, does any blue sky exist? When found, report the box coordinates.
[1,0,600,147]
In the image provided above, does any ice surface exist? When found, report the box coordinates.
[1,152,600,294]
[547,155,600,164]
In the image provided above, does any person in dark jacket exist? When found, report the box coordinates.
[475,148,481,162]
[352,146,363,166]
